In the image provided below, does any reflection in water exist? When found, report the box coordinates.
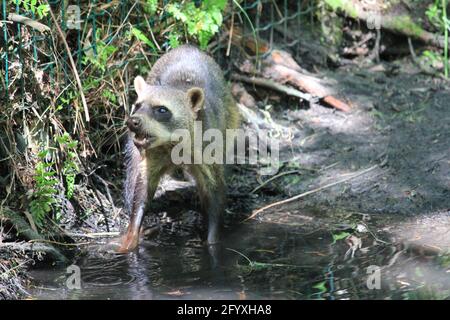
[29,218,450,300]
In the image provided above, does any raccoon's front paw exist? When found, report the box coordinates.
[115,231,140,253]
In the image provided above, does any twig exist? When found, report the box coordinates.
[0,258,33,278]
[66,231,120,239]
[226,11,235,57]
[7,13,50,33]
[358,221,390,245]
[28,239,90,246]
[144,14,161,51]
[244,165,379,221]
[48,6,90,122]
[231,73,315,102]
[251,169,302,194]
[407,37,418,64]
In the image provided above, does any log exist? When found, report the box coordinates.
[231,74,315,103]
[324,0,448,49]
[263,63,351,112]
[265,49,351,111]
[231,28,351,111]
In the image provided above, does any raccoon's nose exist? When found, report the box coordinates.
[127,117,142,132]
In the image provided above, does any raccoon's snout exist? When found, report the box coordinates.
[127,116,142,133]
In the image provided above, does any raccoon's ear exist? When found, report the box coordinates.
[187,87,205,118]
[134,76,148,97]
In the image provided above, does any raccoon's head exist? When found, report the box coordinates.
[127,76,204,149]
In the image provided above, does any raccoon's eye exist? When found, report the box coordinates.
[152,105,172,121]
[133,102,142,112]
[155,106,169,114]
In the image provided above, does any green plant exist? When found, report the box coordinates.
[420,49,444,69]
[56,133,79,199]
[12,0,49,19]
[29,149,59,228]
[166,0,227,49]
[102,89,117,104]
[426,0,449,77]
[82,30,118,73]
[443,0,448,78]
[143,0,158,15]
[312,281,327,299]
[28,133,79,228]
[130,27,157,51]
[331,231,351,244]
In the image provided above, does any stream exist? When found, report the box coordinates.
[29,210,450,300]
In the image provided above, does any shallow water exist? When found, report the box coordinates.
[29,212,450,300]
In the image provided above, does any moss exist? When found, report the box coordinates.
[323,1,426,39]
[323,0,358,18]
[386,15,424,38]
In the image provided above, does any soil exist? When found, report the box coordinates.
[228,56,450,248]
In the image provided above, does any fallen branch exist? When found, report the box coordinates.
[231,74,315,103]
[7,13,50,33]
[244,165,379,221]
[264,63,351,112]
[237,48,352,112]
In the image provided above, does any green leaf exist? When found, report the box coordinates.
[144,0,158,15]
[169,33,180,48]
[313,281,327,293]
[37,150,48,159]
[167,4,187,22]
[131,27,157,51]
[332,231,351,244]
